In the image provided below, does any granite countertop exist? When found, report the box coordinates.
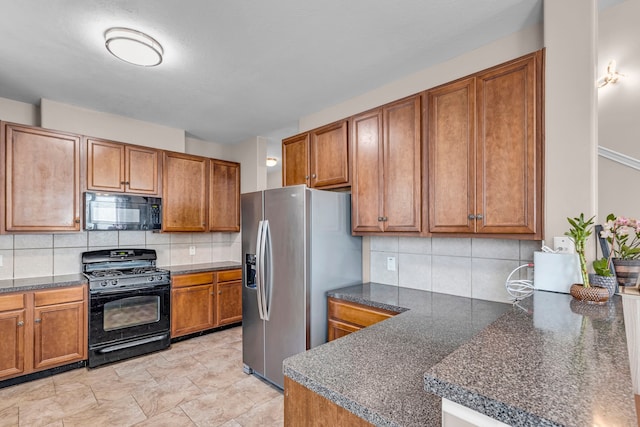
[165,261,242,275]
[283,283,512,427]
[0,274,87,294]
[283,283,637,427]
[0,261,242,294]
[425,291,637,426]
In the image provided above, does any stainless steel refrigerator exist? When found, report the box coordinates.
[241,185,362,389]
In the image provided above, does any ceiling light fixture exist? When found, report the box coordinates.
[105,27,164,67]
[266,157,278,167]
[597,60,624,88]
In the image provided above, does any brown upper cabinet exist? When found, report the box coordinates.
[209,159,240,232]
[351,95,422,234]
[282,120,350,189]
[86,138,161,196]
[427,51,543,238]
[162,151,208,232]
[1,122,82,233]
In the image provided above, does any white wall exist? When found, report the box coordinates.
[223,136,268,194]
[0,97,38,125]
[598,0,640,218]
[544,0,598,249]
[299,24,543,131]
[40,99,185,152]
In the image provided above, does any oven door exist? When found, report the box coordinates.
[89,283,170,347]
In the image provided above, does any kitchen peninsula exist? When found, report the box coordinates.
[283,283,637,426]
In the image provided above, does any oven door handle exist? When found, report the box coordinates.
[91,283,170,296]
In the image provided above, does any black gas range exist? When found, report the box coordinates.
[82,248,171,368]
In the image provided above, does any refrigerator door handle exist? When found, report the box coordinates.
[259,219,269,320]
[255,220,266,320]
[264,219,274,321]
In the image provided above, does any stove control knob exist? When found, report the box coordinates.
[148,276,155,282]
[101,281,107,287]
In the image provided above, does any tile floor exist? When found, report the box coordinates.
[0,327,284,427]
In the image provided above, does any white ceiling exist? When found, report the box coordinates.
[0,0,622,146]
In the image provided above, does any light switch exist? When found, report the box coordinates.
[386,256,396,271]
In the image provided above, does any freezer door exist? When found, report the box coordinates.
[263,185,307,389]
[241,191,265,377]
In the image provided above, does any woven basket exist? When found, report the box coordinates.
[570,284,609,305]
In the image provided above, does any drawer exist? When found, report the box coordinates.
[217,269,242,283]
[0,293,26,312]
[328,297,396,328]
[34,285,85,307]
[172,272,215,288]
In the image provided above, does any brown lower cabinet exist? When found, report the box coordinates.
[327,297,397,341]
[171,269,242,338]
[0,285,87,381]
[284,376,373,427]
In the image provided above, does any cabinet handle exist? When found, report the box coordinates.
[378,217,384,222]
[383,217,388,222]
[74,219,81,224]
[121,181,126,185]
[305,175,309,180]
[476,214,483,220]
[218,291,222,295]
[468,214,476,220]
[17,321,24,327]
[34,318,41,323]
[311,174,316,179]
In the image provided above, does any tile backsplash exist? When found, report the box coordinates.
[369,236,540,303]
[0,231,241,280]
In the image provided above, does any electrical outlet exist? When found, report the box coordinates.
[553,236,574,254]
[189,245,196,256]
[386,256,396,271]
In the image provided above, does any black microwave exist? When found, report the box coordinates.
[84,192,162,231]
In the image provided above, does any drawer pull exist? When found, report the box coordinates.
[34,318,41,323]
[17,321,24,327]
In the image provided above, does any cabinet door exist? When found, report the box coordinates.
[0,309,26,380]
[209,159,240,232]
[33,300,86,370]
[309,120,349,188]
[2,123,81,232]
[162,152,208,232]
[216,280,242,326]
[428,78,476,233]
[327,319,360,342]
[171,284,215,337]
[86,138,125,192]
[476,53,540,235]
[282,133,309,187]
[382,95,422,232]
[126,145,160,195]
[351,109,384,233]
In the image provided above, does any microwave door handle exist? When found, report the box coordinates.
[264,220,273,321]
[255,220,265,321]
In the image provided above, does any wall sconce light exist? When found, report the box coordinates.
[105,27,164,67]
[598,60,624,88]
[266,157,278,167]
